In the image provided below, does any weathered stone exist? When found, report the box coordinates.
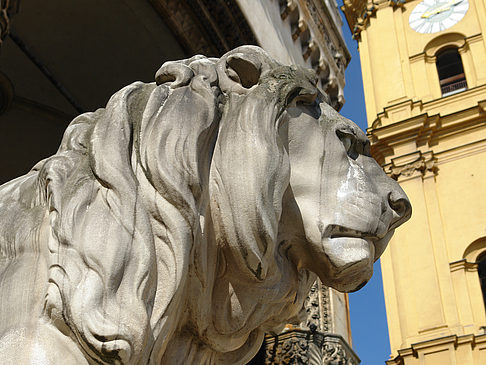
[0,46,410,364]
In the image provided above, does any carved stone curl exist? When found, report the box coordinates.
[0,46,411,364]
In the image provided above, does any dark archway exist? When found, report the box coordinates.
[477,252,486,310]
[436,47,467,96]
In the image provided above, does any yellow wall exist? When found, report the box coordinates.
[357,0,486,126]
[342,0,486,363]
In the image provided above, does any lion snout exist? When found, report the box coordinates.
[387,189,412,231]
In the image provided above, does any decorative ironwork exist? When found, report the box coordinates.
[441,78,467,96]
[264,330,360,365]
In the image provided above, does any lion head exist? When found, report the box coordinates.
[0,46,410,364]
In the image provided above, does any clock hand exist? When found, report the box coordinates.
[421,0,463,18]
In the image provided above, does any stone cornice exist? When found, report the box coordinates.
[279,0,350,109]
[341,0,411,39]
[368,99,486,165]
[371,83,486,130]
[387,334,486,364]
[435,138,486,167]
[449,259,478,273]
[341,0,378,39]
[382,137,486,181]
[304,0,351,64]
[409,33,483,62]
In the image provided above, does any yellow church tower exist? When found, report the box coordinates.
[342,0,486,364]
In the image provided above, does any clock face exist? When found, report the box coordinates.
[409,0,469,34]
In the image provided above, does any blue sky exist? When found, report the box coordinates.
[336,4,392,364]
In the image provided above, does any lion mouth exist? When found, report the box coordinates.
[285,86,317,106]
[326,224,379,241]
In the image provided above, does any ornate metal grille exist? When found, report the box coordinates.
[441,78,467,96]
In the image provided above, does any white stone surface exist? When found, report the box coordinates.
[0,46,410,364]
[236,0,304,66]
[329,289,351,342]
[236,0,350,110]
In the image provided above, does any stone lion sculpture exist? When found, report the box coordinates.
[0,46,411,364]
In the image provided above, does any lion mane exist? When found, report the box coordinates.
[0,46,322,364]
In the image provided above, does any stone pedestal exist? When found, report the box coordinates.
[247,279,360,364]
[264,330,359,365]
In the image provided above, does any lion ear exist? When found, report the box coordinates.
[226,53,261,88]
[217,46,274,93]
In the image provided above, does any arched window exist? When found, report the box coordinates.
[477,252,486,308]
[436,48,467,96]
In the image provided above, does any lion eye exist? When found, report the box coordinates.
[336,130,359,160]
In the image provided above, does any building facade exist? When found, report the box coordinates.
[0,1,358,364]
[342,0,486,364]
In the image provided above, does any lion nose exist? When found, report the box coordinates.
[387,188,412,230]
